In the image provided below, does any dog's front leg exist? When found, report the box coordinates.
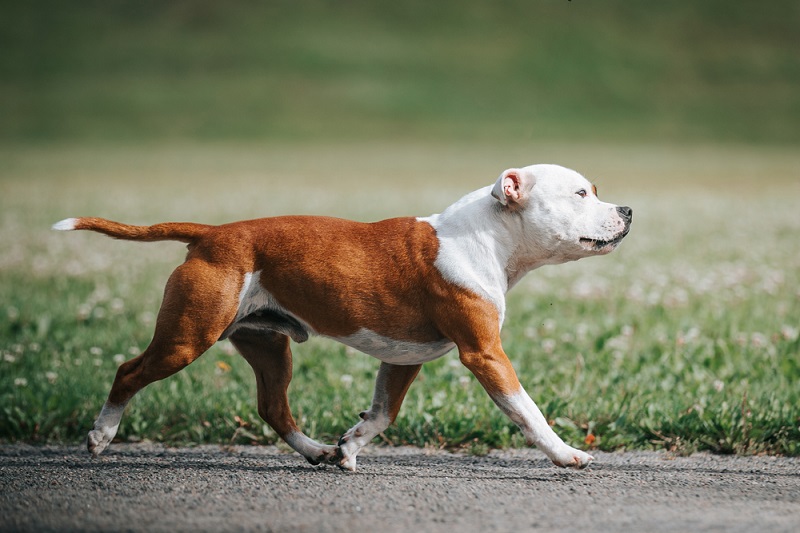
[336,362,421,471]
[459,345,593,469]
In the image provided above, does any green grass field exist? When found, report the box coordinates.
[2,0,798,456]
[2,142,799,455]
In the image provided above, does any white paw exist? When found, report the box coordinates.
[336,435,361,472]
[552,446,594,469]
[337,453,358,472]
[87,429,113,456]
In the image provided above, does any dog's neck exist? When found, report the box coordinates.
[420,186,559,324]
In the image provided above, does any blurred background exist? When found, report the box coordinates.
[2,0,798,146]
[2,0,799,452]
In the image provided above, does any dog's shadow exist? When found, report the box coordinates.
[3,446,797,483]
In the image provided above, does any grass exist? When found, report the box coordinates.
[1,141,799,456]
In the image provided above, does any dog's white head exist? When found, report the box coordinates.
[491,164,632,263]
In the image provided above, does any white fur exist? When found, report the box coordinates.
[87,402,126,456]
[285,431,337,463]
[336,363,399,471]
[412,164,624,470]
[334,329,454,364]
[233,271,291,322]
[419,186,512,325]
[421,164,628,313]
[496,388,593,468]
[337,408,390,471]
[52,218,77,231]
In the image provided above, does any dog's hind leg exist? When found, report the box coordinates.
[88,260,240,456]
[229,329,338,466]
[336,362,421,471]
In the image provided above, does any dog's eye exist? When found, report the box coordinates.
[576,189,587,198]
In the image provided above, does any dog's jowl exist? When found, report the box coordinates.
[54,164,631,470]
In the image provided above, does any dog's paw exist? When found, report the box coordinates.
[551,447,593,469]
[334,436,359,472]
[304,444,339,466]
[87,429,113,457]
[337,455,358,472]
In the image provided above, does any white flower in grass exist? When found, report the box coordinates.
[76,304,92,321]
[750,333,768,348]
[734,333,748,347]
[113,354,126,365]
[220,341,237,357]
[45,371,58,384]
[606,336,629,352]
[713,380,724,392]
[781,325,799,342]
[541,339,556,354]
[89,346,103,356]
[3,353,16,363]
[340,374,354,388]
[459,375,471,389]
[14,378,27,387]
[110,298,125,314]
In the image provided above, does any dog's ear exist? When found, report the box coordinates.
[491,168,535,207]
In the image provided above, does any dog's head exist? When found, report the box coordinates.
[491,164,632,262]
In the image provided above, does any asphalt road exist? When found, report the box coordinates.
[1,443,798,532]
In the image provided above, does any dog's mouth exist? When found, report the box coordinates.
[579,225,630,253]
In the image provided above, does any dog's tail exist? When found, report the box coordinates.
[52,217,212,244]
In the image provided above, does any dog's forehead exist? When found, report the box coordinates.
[526,164,592,191]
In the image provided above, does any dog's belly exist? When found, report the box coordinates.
[332,329,455,364]
[224,271,456,364]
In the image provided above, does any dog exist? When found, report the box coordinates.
[53,164,631,470]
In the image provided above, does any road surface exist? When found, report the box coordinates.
[1,443,798,532]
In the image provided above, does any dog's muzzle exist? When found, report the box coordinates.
[579,206,632,252]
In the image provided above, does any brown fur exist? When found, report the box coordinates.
[71,214,523,464]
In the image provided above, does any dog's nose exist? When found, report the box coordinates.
[616,206,632,222]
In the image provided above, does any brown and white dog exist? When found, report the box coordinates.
[53,164,631,470]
